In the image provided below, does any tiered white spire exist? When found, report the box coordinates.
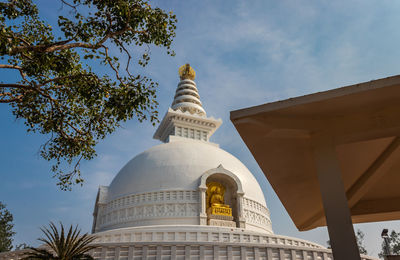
[171,79,206,116]
[171,64,205,116]
[153,64,222,143]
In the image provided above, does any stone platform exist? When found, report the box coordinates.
[207,213,236,227]
[208,218,236,227]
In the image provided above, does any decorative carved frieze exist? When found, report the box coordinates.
[96,189,273,233]
[97,190,199,230]
[242,197,272,230]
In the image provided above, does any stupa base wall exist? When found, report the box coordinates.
[86,243,376,260]
[87,225,378,260]
[0,226,378,260]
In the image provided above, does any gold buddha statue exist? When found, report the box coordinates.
[206,182,232,216]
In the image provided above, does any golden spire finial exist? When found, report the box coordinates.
[178,63,196,80]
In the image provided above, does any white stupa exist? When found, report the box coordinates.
[92,64,272,235]
[86,65,378,260]
[0,65,378,260]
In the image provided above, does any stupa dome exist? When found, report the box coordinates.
[94,137,272,233]
[109,139,268,212]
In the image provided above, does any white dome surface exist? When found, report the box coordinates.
[108,139,267,207]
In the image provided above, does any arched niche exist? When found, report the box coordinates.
[198,165,245,228]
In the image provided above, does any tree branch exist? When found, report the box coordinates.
[38,73,89,87]
[0,83,31,89]
[0,93,24,103]
[114,38,133,77]
[0,64,27,80]
[0,64,22,69]
[102,45,124,83]
[9,27,144,54]
[8,32,31,46]
[60,0,80,9]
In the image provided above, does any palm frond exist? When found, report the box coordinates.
[24,222,97,260]
[22,247,54,260]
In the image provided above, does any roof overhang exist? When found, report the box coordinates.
[231,75,400,231]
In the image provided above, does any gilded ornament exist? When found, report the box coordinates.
[178,63,196,80]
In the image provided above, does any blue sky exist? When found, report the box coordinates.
[1,0,400,257]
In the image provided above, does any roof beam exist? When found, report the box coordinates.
[298,136,400,230]
[351,197,400,216]
[347,137,400,207]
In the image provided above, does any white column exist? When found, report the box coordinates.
[237,192,246,228]
[199,187,207,225]
[156,246,162,260]
[312,134,361,260]
[200,245,205,260]
[115,247,121,260]
[279,248,285,259]
[185,246,191,259]
[101,247,106,260]
[227,245,233,259]
[240,246,246,259]
[128,246,134,260]
[213,245,219,259]
[291,249,296,260]
[171,246,176,260]
[302,251,308,260]
[254,247,260,259]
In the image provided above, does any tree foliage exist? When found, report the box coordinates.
[0,202,15,252]
[24,222,96,259]
[0,0,177,189]
[326,229,368,255]
[380,230,400,258]
[356,229,367,255]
